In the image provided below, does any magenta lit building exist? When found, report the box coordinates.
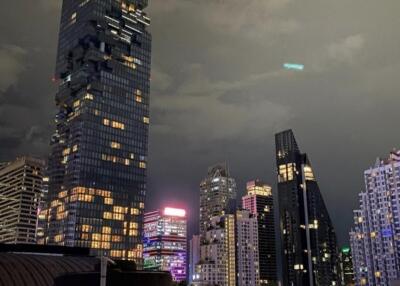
[143,207,187,282]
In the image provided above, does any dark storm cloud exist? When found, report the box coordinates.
[1,0,400,244]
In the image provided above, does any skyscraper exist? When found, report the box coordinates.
[236,209,259,286]
[193,164,237,286]
[350,150,400,286]
[199,164,237,235]
[339,246,355,286]
[194,214,236,286]
[44,0,151,262]
[0,157,45,244]
[242,180,277,285]
[143,207,187,282]
[275,130,340,286]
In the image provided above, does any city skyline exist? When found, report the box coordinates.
[1,0,400,249]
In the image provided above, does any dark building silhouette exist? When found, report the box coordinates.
[43,0,151,262]
[0,244,172,286]
[275,130,340,286]
[340,246,355,286]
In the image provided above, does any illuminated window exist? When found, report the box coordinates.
[135,96,143,103]
[82,225,91,232]
[104,198,113,205]
[84,93,94,100]
[131,208,139,215]
[103,118,110,126]
[111,121,125,130]
[58,191,68,199]
[125,159,130,166]
[92,233,101,241]
[139,202,145,209]
[112,235,122,242]
[113,206,125,213]
[72,144,78,152]
[102,226,111,234]
[103,212,112,219]
[62,148,71,156]
[113,213,124,221]
[143,117,150,124]
[73,100,80,108]
[129,229,138,236]
[130,222,138,229]
[91,241,100,249]
[304,165,315,181]
[101,242,111,249]
[110,141,121,149]
[139,162,146,169]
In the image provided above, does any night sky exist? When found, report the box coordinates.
[1,0,400,246]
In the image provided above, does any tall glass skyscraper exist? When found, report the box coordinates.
[43,0,151,262]
[275,130,340,286]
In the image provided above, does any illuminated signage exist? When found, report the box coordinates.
[164,207,186,217]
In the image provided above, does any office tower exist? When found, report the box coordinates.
[194,214,236,286]
[236,209,259,286]
[143,207,187,282]
[0,157,45,244]
[44,0,151,261]
[350,150,400,286]
[242,180,277,285]
[339,246,355,286]
[189,235,200,284]
[199,164,237,236]
[275,130,340,286]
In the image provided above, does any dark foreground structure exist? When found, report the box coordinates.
[0,244,172,286]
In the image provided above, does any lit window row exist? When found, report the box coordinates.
[101,154,131,166]
[71,187,111,198]
[103,118,125,130]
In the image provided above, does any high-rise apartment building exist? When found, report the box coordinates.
[43,0,151,262]
[275,130,340,286]
[236,209,259,286]
[242,180,277,285]
[193,164,237,285]
[0,157,45,244]
[350,150,400,286]
[143,207,187,282]
[194,214,236,286]
[339,246,355,286]
[189,235,200,284]
[199,164,237,236]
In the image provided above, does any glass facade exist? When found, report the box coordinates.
[43,0,151,263]
[143,208,187,282]
[275,130,340,286]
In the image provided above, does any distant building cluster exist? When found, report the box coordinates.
[187,130,343,286]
